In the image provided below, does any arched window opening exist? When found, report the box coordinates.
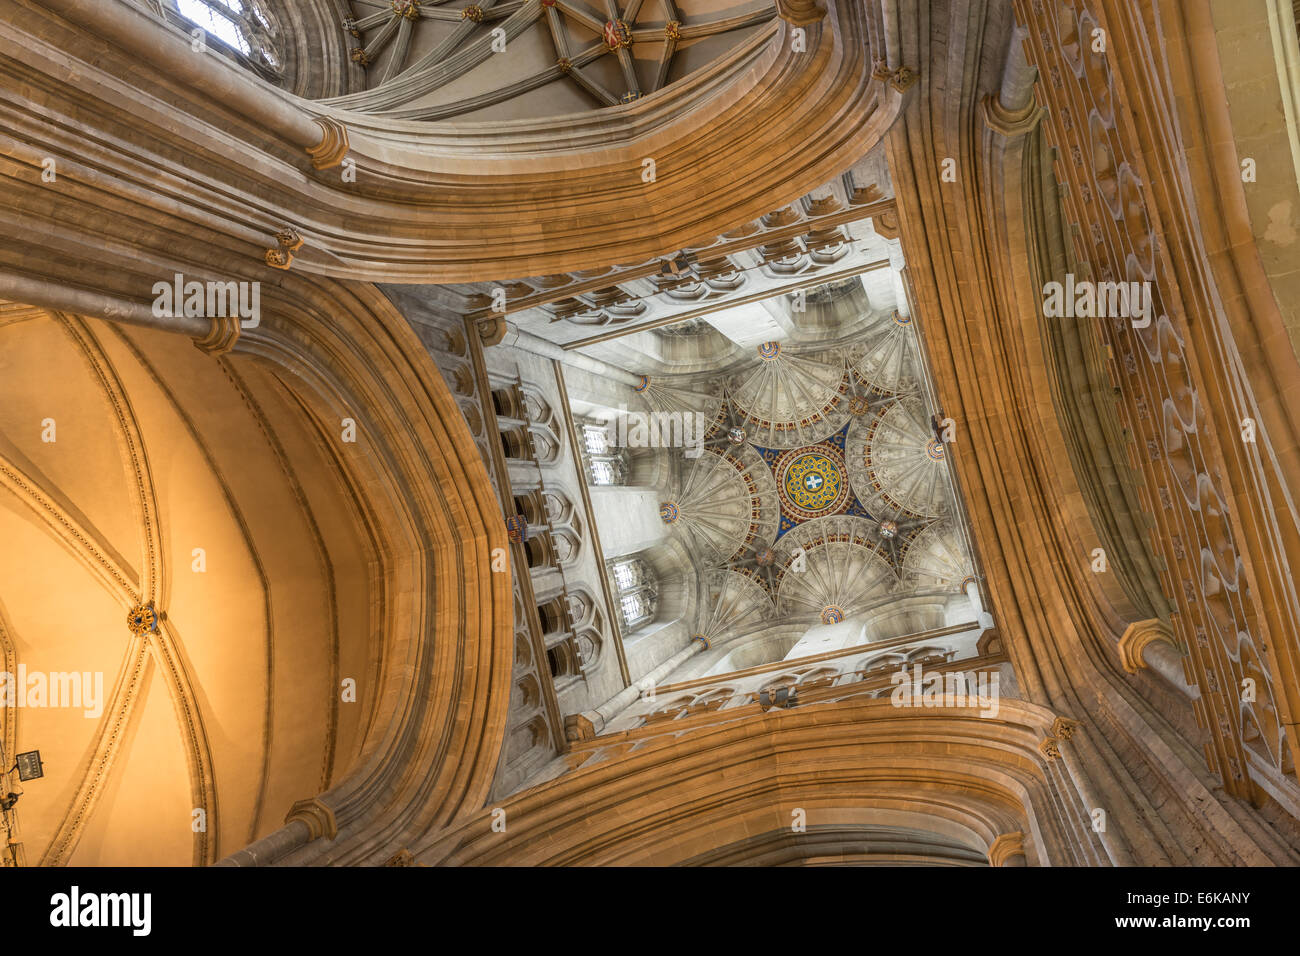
[581,420,628,486]
[168,1,284,78]
[610,558,658,630]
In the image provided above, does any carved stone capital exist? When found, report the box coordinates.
[266,227,305,271]
[1117,618,1177,674]
[889,66,918,93]
[193,314,241,357]
[979,93,1043,137]
[871,61,920,94]
[987,831,1026,866]
[564,712,597,742]
[476,314,507,347]
[1038,737,1061,760]
[775,0,826,26]
[285,797,338,841]
[307,117,351,170]
[1051,716,1078,740]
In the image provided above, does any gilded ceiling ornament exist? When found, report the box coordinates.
[461,5,484,22]
[691,634,711,650]
[392,0,421,19]
[820,605,844,624]
[633,374,650,392]
[879,519,898,539]
[757,341,782,360]
[659,502,679,524]
[127,604,159,637]
[775,445,849,521]
[265,227,304,270]
[665,20,683,40]
[556,56,573,74]
[926,437,945,461]
[728,426,747,445]
[603,19,632,51]
[506,515,528,543]
[350,47,370,67]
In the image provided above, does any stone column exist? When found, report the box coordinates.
[496,322,644,387]
[567,636,707,738]
[1117,619,1198,700]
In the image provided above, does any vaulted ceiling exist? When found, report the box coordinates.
[333,0,777,120]
[0,307,381,865]
[602,300,978,656]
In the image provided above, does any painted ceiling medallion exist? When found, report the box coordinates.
[603,19,633,50]
[634,374,650,392]
[926,438,946,461]
[849,395,870,415]
[506,514,528,543]
[820,605,845,625]
[879,519,898,538]
[754,546,775,566]
[757,341,782,360]
[775,445,849,521]
[894,311,912,326]
[127,603,159,637]
[659,501,680,524]
[728,426,747,445]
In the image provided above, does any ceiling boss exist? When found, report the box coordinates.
[776,446,850,521]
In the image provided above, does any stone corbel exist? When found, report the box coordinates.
[872,58,919,94]
[564,712,597,742]
[265,228,305,271]
[775,0,826,26]
[987,831,1027,866]
[1117,618,1178,674]
[1051,716,1078,740]
[284,797,338,841]
[192,314,241,357]
[307,117,350,171]
[1038,737,1061,760]
[476,314,508,347]
[980,93,1044,137]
